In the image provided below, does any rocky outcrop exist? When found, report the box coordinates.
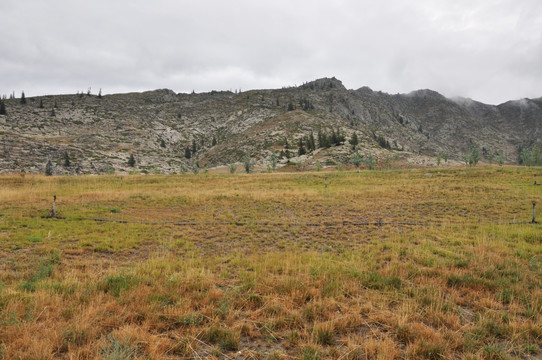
[0,78,540,174]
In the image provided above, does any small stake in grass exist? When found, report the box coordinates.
[43,195,64,219]
[52,195,56,218]
[532,201,538,224]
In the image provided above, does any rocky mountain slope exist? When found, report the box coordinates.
[0,77,540,174]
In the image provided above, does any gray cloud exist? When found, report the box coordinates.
[1,0,541,104]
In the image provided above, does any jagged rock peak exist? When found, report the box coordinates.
[140,88,178,102]
[300,77,346,91]
[355,86,374,96]
[404,89,446,100]
[142,88,176,96]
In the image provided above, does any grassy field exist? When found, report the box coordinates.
[0,167,540,359]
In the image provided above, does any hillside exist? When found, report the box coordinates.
[0,78,540,174]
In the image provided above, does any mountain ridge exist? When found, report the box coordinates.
[0,77,540,174]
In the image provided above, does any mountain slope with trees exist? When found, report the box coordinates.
[0,78,540,174]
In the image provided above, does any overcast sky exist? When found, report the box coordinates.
[1,0,541,104]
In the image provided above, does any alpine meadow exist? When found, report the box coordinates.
[0,165,540,359]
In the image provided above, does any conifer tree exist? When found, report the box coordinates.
[20,91,26,105]
[63,152,71,167]
[349,132,359,149]
[45,160,53,176]
[318,130,329,148]
[298,138,306,156]
[329,129,336,145]
[309,132,316,151]
[128,154,136,167]
[192,139,197,154]
[184,147,191,159]
[0,100,6,115]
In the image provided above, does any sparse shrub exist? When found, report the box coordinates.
[414,340,446,359]
[482,344,509,360]
[19,251,61,292]
[99,334,137,360]
[27,236,42,243]
[301,346,319,360]
[364,154,375,170]
[62,324,87,347]
[497,150,505,166]
[45,160,54,176]
[242,154,253,173]
[463,145,481,166]
[206,327,239,351]
[520,146,541,166]
[228,161,236,174]
[180,312,204,326]
[270,150,278,171]
[99,274,137,297]
[313,322,334,345]
[169,337,194,357]
[104,164,115,174]
[396,324,414,344]
[192,161,200,174]
[265,351,285,360]
[315,160,322,171]
[497,288,512,305]
[350,149,363,172]
[362,271,402,290]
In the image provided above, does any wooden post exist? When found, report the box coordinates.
[52,195,56,218]
[532,202,537,224]
[534,174,537,185]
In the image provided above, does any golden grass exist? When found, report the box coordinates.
[0,166,540,359]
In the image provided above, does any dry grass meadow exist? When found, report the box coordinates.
[0,166,540,359]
